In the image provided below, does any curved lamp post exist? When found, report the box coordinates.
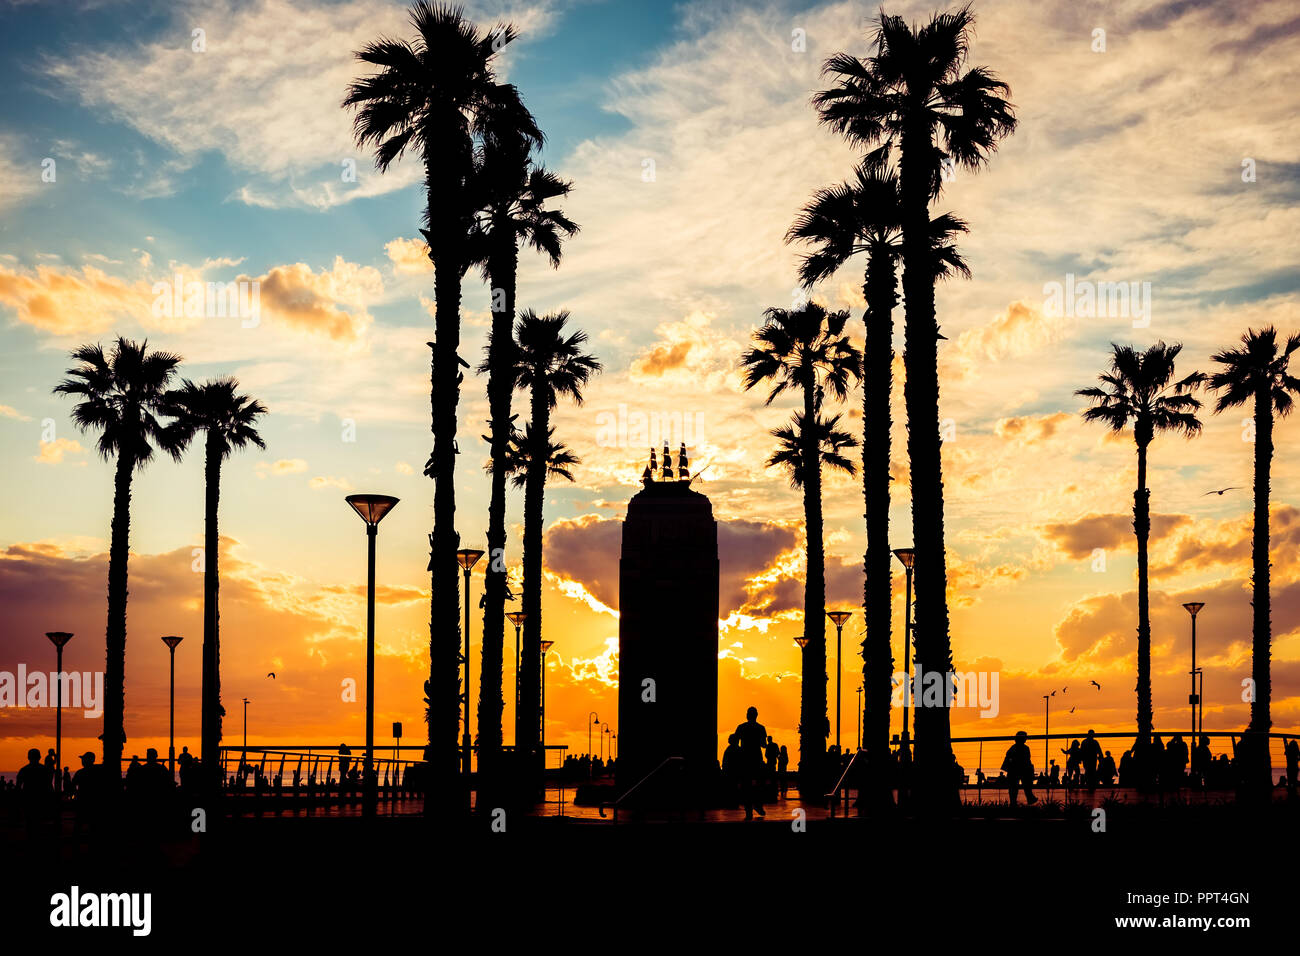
[892,548,916,751]
[506,611,528,733]
[827,610,854,753]
[46,632,72,794]
[161,636,183,776]
[1182,601,1205,742]
[587,712,600,776]
[456,548,485,781]
[540,640,554,773]
[345,493,399,818]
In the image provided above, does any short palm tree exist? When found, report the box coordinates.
[54,338,184,781]
[787,162,968,797]
[512,310,601,769]
[345,0,540,812]
[814,5,1016,803]
[471,124,577,772]
[740,302,860,784]
[162,378,267,785]
[1207,327,1300,790]
[1077,342,1202,755]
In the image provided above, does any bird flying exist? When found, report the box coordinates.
[1090,680,1101,690]
[1202,487,1241,496]
[267,672,276,679]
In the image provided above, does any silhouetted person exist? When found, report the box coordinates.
[17,748,54,832]
[44,748,57,779]
[1119,748,1133,785]
[1062,739,1081,786]
[1167,734,1188,787]
[1080,730,1102,788]
[1192,735,1212,788]
[722,733,741,808]
[733,707,767,819]
[1099,750,1117,786]
[338,744,352,789]
[777,745,789,797]
[1285,738,1299,795]
[765,736,779,796]
[1002,731,1037,805]
[1151,735,1166,790]
[1049,760,1060,787]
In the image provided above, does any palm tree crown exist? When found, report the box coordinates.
[54,338,185,466]
[1077,342,1204,445]
[768,412,858,487]
[1207,327,1300,416]
[739,302,859,409]
[163,378,268,458]
[513,309,603,404]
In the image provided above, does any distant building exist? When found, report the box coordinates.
[617,445,719,788]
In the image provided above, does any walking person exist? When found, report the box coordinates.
[1002,731,1038,806]
[733,707,768,820]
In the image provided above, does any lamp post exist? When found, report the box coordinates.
[344,493,399,818]
[587,712,600,776]
[1042,694,1051,775]
[242,697,250,777]
[1182,601,1205,742]
[506,611,527,733]
[540,640,554,774]
[601,722,609,764]
[892,548,916,753]
[161,636,183,777]
[456,548,485,783]
[856,685,863,751]
[45,632,72,795]
[827,611,853,753]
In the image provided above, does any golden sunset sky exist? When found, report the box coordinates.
[1,0,1298,772]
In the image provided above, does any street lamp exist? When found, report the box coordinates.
[892,548,916,751]
[1182,601,1205,742]
[601,722,610,764]
[506,611,528,730]
[587,712,600,776]
[540,640,554,773]
[827,610,853,753]
[161,636,183,777]
[456,548,485,783]
[856,685,863,751]
[344,493,399,818]
[45,632,72,794]
[242,697,250,777]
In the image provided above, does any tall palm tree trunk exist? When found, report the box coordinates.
[1247,386,1273,787]
[862,255,896,800]
[102,450,135,785]
[201,433,223,782]
[517,386,550,779]
[427,257,464,815]
[479,246,517,782]
[900,132,956,807]
[800,376,827,784]
[1133,437,1152,746]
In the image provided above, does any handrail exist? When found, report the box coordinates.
[612,756,684,822]
[825,748,868,817]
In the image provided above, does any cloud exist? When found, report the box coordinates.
[385,238,433,276]
[256,458,309,478]
[631,341,692,377]
[34,438,84,465]
[956,300,1070,364]
[1043,512,1192,560]
[995,412,1072,445]
[249,257,381,343]
[309,476,352,491]
[42,0,561,209]
[0,404,31,421]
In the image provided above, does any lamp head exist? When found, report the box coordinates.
[794,636,809,649]
[45,631,73,649]
[827,610,853,627]
[345,494,399,527]
[1182,601,1205,618]
[505,611,527,627]
[456,548,486,571]
[540,640,554,654]
[161,635,183,650]
[892,548,916,569]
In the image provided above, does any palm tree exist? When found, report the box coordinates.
[813,5,1017,804]
[502,424,580,486]
[470,124,578,774]
[162,378,267,787]
[1207,327,1300,790]
[345,0,540,812]
[787,162,968,799]
[1077,343,1202,757]
[512,310,601,772]
[740,302,859,784]
[54,338,184,781]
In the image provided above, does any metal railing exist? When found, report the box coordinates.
[612,756,684,823]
